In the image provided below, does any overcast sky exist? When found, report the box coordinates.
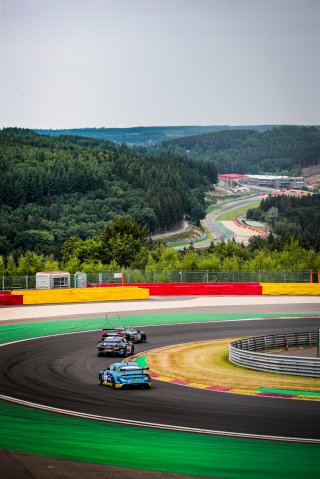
[1,0,319,128]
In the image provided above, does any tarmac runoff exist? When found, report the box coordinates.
[1,295,320,321]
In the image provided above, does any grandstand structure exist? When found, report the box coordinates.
[218,174,306,190]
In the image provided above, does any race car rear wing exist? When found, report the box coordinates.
[118,366,150,372]
[102,328,123,333]
[102,329,126,337]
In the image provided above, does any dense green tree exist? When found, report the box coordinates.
[16,252,44,275]
[265,207,279,226]
[247,193,320,249]
[164,125,320,174]
[0,256,5,276]
[62,216,151,269]
[0,128,213,257]
[6,256,17,276]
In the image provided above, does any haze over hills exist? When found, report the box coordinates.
[35,125,277,146]
[163,125,320,175]
[35,125,320,176]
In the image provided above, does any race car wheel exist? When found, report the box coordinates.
[131,346,135,355]
[99,376,103,385]
[111,378,116,389]
[123,348,127,358]
[141,336,146,343]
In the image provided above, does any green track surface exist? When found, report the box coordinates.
[1,313,320,478]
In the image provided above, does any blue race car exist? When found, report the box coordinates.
[98,361,152,389]
[97,336,134,357]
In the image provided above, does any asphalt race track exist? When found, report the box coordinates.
[1,310,320,441]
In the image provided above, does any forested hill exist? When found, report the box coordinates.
[247,193,320,249]
[164,126,320,175]
[0,128,216,257]
[35,125,276,146]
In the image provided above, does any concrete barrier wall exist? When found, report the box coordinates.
[0,292,24,306]
[88,282,263,296]
[7,282,320,305]
[12,287,149,304]
[261,283,320,295]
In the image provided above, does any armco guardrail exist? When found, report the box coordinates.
[229,331,320,378]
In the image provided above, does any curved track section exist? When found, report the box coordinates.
[0,316,319,440]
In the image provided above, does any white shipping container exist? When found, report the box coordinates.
[36,271,70,290]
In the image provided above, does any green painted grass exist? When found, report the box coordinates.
[0,400,318,479]
[0,313,315,345]
[257,388,320,397]
[216,201,260,221]
[134,354,148,368]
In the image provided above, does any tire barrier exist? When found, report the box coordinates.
[229,331,320,377]
[88,282,263,296]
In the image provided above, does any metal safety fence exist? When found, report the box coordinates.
[0,269,314,291]
[229,331,320,378]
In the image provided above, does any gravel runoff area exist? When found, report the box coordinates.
[220,220,260,239]
[271,347,318,358]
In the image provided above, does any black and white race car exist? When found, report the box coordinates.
[97,336,135,357]
[101,326,147,343]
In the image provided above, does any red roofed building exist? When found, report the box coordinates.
[218,174,245,188]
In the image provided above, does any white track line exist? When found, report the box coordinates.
[0,393,319,444]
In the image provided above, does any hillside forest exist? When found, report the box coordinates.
[164,126,320,175]
[1,126,320,277]
[246,193,320,249]
[0,128,216,257]
[1,217,319,276]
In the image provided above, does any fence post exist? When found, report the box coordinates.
[310,269,313,283]
[26,275,28,290]
[318,270,320,284]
